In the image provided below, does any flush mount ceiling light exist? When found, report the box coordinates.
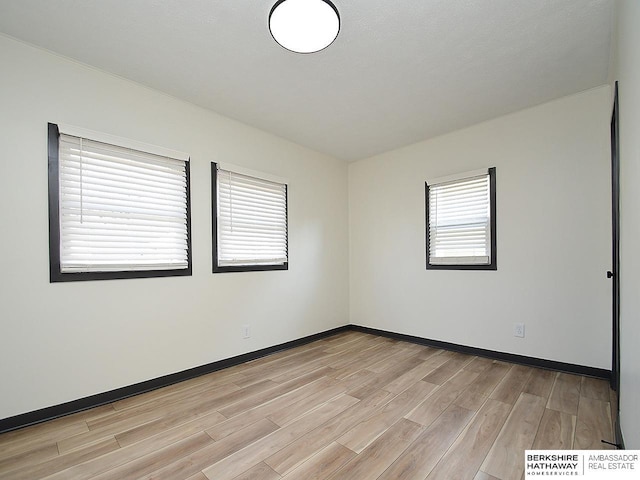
[269,0,340,54]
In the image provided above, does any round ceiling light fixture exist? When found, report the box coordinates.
[269,0,340,54]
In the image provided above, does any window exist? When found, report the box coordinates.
[212,163,288,273]
[48,123,192,282]
[426,167,496,270]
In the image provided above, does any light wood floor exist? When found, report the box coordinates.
[0,331,615,480]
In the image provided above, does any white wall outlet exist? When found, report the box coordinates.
[242,324,250,339]
[514,323,525,338]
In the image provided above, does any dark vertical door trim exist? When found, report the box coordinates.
[610,81,623,450]
[610,82,621,393]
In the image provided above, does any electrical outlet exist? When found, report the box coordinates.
[514,323,525,338]
[242,324,250,339]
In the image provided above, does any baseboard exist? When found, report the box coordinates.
[1,323,612,434]
[0,325,350,434]
[349,325,612,380]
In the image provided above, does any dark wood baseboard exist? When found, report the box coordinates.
[0,325,350,434]
[350,325,612,380]
[1,323,615,436]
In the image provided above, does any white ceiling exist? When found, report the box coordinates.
[0,0,614,161]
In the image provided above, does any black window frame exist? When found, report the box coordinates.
[211,162,288,273]
[47,123,193,282]
[425,166,497,271]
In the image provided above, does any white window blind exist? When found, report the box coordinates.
[58,133,189,273]
[428,172,491,265]
[217,167,288,266]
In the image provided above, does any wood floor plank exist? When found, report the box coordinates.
[218,367,335,418]
[0,442,59,475]
[0,437,119,480]
[224,345,328,380]
[422,351,454,369]
[16,404,115,435]
[0,414,87,445]
[406,369,478,427]
[381,357,441,394]
[522,369,556,398]
[580,377,610,402]
[89,381,240,430]
[326,343,392,371]
[328,418,424,480]
[367,345,420,373]
[446,367,482,387]
[268,354,338,383]
[320,330,360,344]
[317,348,373,379]
[415,345,440,360]
[45,407,235,480]
[233,462,282,480]
[462,356,494,374]
[321,336,377,355]
[172,379,273,419]
[574,397,614,449]
[337,381,437,453]
[115,409,225,448]
[378,404,475,480]
[140,418,280,480]
[58,382,240,453]
[186,473,209,480]
[397,342,431,355]
[426,399,512,480]
[48,432,209,480]
[322,332,378,350]
[474,471,501,480]
[202,395,359,480]
[282,442,355,480]
[335,369,377,391]
[0,420,89,462]
[481,393,546,480]
[235,350,335,388]
[111,370,245,411]
[532,408,576,450]
[329,344,402,379]
[422,352,473,385]
[454,362,511,411]
[432,349,458,361]
[90,432,214,480]
[265,389,394,475]
[547,373,582,415]
[83,380,240,433]
[490,365,534,405]
[267,382,346,427]
[206,377,336,441]
[347,355,425,399]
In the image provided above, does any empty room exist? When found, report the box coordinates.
[0,1,638,479]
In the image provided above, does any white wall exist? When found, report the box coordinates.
[613,0,640,449]
[0,35,349,420]
[349,86,612,369]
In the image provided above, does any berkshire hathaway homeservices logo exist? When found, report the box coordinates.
[525,451,639,479]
